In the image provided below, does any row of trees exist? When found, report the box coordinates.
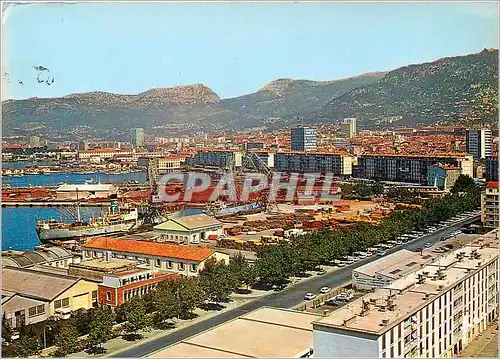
[254,179,481,287]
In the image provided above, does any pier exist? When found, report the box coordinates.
[1,201,111,208]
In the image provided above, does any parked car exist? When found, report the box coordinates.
[317,269,327,276]
[325,298,341,306]
[377,250,387,256]
[336,292,354,301]
[424,242,432,247]
[320,286,332,294]
[395,240,403,245]
[304,292,317,300]
[336,262,346,268]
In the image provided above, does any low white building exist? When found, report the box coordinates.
[153,214,223,244]
[55,183,117,200]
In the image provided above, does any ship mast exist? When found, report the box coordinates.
[76,187,81,222]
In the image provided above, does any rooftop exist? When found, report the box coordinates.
[149,307,321,358]
[83,237,215,262]
[57,183,116,192]
[2,267,79,301]
[70,257,138,271]
[154,214,222,231]
[315,230,499,335]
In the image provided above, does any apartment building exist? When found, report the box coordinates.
[466,129,492,160]
[291,127,317,151]
[187,149,243,169]
[131,128,145,147]
[98,268,177,307]
[427,164,461,190]
[486,155,498,182]
[137,156,187,173]
[341,118,357,139]
[250,150,275,169]
[482,182,499,229]
[355,154,473,184]
[274,151,353,176]
[313,230,499,358]
[82,237,229,277]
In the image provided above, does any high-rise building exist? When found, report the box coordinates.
[313,229,499,358]
[29,136,41,148]
[486,155,498,182]
[482,182,499,228]
[274,151,352,175]
[131,128,145,147]
[291,127,317,151]
[466,129,492,160]
[340,118,357,139]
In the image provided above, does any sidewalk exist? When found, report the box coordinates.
[458,323,499,358]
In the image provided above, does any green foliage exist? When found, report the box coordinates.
[255,187,481,286]
[228,253,258,290]
[11,324,40,357]
[54,324,81,357]
[121,296,152,336]
[199,258,237,304]
[73,308,92,335]
[386,187,419,203]
[88,306,115,349]
[2,313,12,341]
[451,174,476,194]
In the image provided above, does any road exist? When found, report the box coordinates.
[109,214,480,357]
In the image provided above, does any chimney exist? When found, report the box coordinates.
[381,319,390,326]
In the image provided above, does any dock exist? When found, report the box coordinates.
[1,201,111,208]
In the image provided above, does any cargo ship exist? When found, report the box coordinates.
[35,200,139,242]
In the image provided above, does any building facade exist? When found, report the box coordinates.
[486,155,498,182]
[426,164,461,190]
[153,214,223,244]
[274,152,353,175]
[466,129,492,160]
[482,182,499,229]
[188,150,243,169]
[131,128,145,147]
[355,154,473,184]
[291,127,317,152]
[98,269,177,307]
[82,237,229,277]
[313,230,499,358]
[341,118,357,139]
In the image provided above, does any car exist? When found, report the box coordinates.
[343,258,354,264]
[325,298,341,306]
[336,292,354,301]
[395,240,403,245]
[317,269,327,276]
[336,262,346,268]
[439,236,447,241]
[432,248,445,253]
[377,250,387,256]
[304,292,317,300]
[424,242,432,247]
[320,286,332,294]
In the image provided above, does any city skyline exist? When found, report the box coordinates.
[2,1,498,101]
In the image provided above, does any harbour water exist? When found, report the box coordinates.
[1,206,205,251]
[2,171,147,188]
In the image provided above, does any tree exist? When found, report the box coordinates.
[228,253,257,290]
[73,308,92,335]
[54,324,81,356]
[120,296,152,339]
[2,313,12,342]
[354,183,373,199]
[451,174,475,193]
[171,277,205,318]
[199,258,236,304]
[88,307,114,352]
[11,324,40,357]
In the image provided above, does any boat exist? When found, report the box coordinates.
[204,201,264,218]
[35,199,140,243]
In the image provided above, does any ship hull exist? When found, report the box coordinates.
[36,222,137,242]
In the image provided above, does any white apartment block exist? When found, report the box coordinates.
[274,151,353,176]
[482,182,499,229]
[313,230,499,358]
[466,129,492,160]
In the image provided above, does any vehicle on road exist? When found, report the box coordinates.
[395,240,403,245]
[377,250,387,256]
[336,262,346,268]
[424,242,432,247]
[336,292,353,301]
[317,269,327,275]
[320,286,331,294]
[304,292,317,300]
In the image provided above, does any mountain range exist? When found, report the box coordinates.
[2,49,498,136]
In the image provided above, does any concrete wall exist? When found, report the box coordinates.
[313,325,379,357]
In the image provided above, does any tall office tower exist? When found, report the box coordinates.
[131,128,145,147]
[466,129,492,160]
[341,118,357,138]
[291,127,317,151]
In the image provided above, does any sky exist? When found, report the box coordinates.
[1,1,498,101]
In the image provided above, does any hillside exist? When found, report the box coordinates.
[314,49,498,126]
[219,72,386,118]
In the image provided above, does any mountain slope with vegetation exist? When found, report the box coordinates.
[315,49,498,126]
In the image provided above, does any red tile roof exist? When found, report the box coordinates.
[83,237,215,262]
[486,182,499,189]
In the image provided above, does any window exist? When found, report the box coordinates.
[389,269,402,275]
[179,262,185,270]
[92,290,97,302]
[28,307,37,317]
[155,259,161,267]
[382,335,386,351]
[406,261,418,267]
[167,261,173,268]
[106,292,111,301]
[191,264,197,272]
[54,299,62,309]
[62,297,70,307]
